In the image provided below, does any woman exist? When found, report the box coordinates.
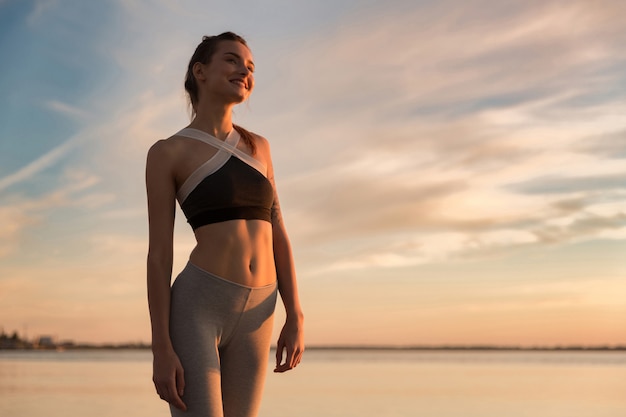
[145,32,304,417]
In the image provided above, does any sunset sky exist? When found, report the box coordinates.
[1,0,625,347]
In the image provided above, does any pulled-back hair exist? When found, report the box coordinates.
[185,32,256,154]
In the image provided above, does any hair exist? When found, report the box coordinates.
[184,32,256,154]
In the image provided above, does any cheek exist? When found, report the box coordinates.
[248,75,255,92]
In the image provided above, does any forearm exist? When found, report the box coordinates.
[147,254,174,353]
[272,227,305,372]
[273,232,303,321]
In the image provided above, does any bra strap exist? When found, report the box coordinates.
[176,128,267,175]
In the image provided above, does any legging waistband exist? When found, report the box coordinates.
[185,261,277,290]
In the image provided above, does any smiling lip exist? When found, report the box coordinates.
[230,79,248,89]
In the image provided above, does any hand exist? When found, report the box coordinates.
[274,317,304,373]
[152,349,187,411]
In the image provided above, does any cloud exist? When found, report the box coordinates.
[2,0,625,345]
[8,0,626,271]
[243,0,626,273]
[0,168,104,259]
[508,173,626,195]
[532,212,626,244]
[0,135,81,192]
[575,129,626,159]
[283,170,467,241]
[261,0,625,124]
[42,99,91,121]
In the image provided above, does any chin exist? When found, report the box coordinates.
[231,92,249,104]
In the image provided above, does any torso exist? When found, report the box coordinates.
[170,131,276,287]
[190,220,276,287]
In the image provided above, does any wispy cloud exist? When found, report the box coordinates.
[2,0,625,345]
[244,0,626,271]
[0,168,103,259]
[42,99,91,121]
[71,0,625,276]
[509,173,626,195]
[576,129,626,159]
[0,136,80,192]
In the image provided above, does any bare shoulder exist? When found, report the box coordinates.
[248,131,275,174]
[250,131,269,147]
[250,131,272,158]
[146,135,187,166]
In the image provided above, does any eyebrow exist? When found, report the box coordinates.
[224,52,255,69]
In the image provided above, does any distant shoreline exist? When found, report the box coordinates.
[2,344,625,352]
[303,345,626,351]
[2,329,624,351]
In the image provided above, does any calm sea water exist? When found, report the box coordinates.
[1,349,625,417]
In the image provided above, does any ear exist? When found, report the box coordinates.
[192,62,207,82]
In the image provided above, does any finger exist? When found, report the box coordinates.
[291,349,302,368]
[275,349,297,372]
[273,362,292,373]
[170,393,187,411]
[274,345,289,372]
[288,344,303,369]
[292,347,302,368]
[166,384,187,411]
[176,366,185,397]
[286,346,296,368]
[156,378,187,411]
[275,343,285,368]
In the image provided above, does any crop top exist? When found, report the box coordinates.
[175,128,274,230]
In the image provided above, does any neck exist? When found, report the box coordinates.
[188,100,235,140]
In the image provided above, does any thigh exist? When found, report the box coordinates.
[219,287,277,417]
[170,333,223,417]
[170,265,226,417]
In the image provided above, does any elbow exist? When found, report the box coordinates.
[147,249,173,274]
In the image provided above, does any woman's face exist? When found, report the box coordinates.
[197,40,255,104]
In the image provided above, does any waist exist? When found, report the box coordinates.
[184,261,277,290]
[189,219,276,287]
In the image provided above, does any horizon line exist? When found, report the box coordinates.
[5,342,625,351]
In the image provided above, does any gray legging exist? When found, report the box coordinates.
[169,261,277,417]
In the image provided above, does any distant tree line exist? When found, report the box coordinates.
[0,327,152,350]
[0,329,31,349]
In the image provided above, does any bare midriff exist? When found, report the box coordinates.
[188,219,276,287]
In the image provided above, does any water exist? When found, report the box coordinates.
[1,349,625,417]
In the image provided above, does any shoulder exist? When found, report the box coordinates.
[250,132,275,171]
[246,130,271,155]
[235,125,270,151]
[246,131,276,178]
[146,134,187,165]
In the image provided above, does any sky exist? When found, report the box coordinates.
[1,0,625,347]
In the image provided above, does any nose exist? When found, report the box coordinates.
[238,64,250,76]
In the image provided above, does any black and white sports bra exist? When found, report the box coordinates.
[175,128,274,230]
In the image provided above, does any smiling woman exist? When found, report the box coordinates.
[145,32,304,417]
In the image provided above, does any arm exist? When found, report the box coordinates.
[264,140,305,372]
[145,140,186,411]
[272,206,305,372]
